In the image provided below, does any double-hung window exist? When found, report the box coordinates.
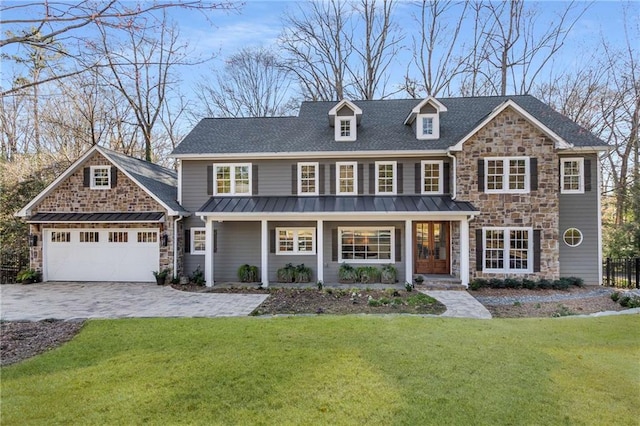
[298,162,319,195]
[191,228,206,254]
[276,228,316,255]
[561,158,584,194]
[336,161,357,195]
[421,160,443,194]
[482,227,532,273]
[485,157,530,193]
[339,227,394,263]
[416,113,439,139]
[375,161,396,194]
[90,166,111,189]
[214,164,251,195]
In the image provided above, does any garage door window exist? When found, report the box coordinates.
[80,231,99,243]
[51,231,70,242]
[137,231,157,243]
[109,231,128,243]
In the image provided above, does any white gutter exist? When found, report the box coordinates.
[170,150,449,161]
[446,151,457,200]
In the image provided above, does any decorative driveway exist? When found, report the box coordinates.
[0,283,268,321]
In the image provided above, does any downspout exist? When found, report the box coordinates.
[446,151,457,200]
[174,215,183,278]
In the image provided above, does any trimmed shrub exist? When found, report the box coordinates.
[537,279,552,289]
[552,278,570,290]
[504,278,521,289]
[489,278,505,289]
[522,278,537,290]
[237,264,259,283]
[610,292,620,302]
[470,278,489,290]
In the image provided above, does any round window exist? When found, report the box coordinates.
[563,228,583,247]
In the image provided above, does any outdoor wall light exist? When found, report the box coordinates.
[161,233,168,247]
[29,234,38,247]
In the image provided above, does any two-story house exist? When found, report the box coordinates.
[18,95,608,287]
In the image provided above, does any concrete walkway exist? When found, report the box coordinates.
[0,283,268,321]
[422,290,493,319]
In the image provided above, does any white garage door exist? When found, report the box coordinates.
[44,228,160,282]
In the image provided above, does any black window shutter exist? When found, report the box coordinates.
[369,163,375,194]
[476,229,483,271]
[395,228,402,262]
[415,163,421,193]
[184,229,191,253]
[270,229,276,253]
[397,163,403,194]
[584,159,592,191]
[533,230,541,272]
[319,164,325,195]
[443,162,450,194]
[478,159,485,192]
[330,164,336,194]
[332,229,338,261]
[252,164,259,195]
[357,164,364,194]
[291,164,297,195]
[530,158,538,191]
[83,167,90,187]
[110,166,118,188]
[207,165,213,196]
[214,230,217,253]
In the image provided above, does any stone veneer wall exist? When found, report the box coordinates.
[456,107,560,280]
[29,152,177,275]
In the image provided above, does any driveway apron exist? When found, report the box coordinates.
[0,283,268,321]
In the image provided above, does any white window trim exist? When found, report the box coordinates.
[375,161,397,195]
[336,161,358,195]
[297,162,319,196]
[191,227,206,255]
[563,228,583,247]
[421,160,444,194]
[90,165,111,189]
[276,227,317,255]
[482,227,533,274]
[335,116,357,141]
[484,157,530,194]
[560,157,585,194]
[416,113,439,140]
[213,163,252,196]
[338,226,395,264]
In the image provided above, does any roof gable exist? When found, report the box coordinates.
[404,96,448,125]
[16,146,186,217]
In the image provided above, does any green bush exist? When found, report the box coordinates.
[470,278,489,290]
[16,268,41,284]
[190,266,205,286]
[338,263,358,283]
[564,276,584,287]
[295,264,312,283]
[504,278,521,289]
[489,278,505,289]
[405,282,414,292]
[381,264,397,284]
[552,278,570,290]
[356,266,381,284]
[522,279,537,290]
[610,292,620,302]
[237,264,259,283]
[537,279,552,289]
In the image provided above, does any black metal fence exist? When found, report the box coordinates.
[604,257,640,289]
[0,252,29,284]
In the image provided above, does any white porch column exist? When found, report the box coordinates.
[460,218,470,287]
[204,218,214,287]
[405,219,413,284]
[261,219,269,288]
[316,220,324,284]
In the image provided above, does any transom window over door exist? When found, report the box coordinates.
[375,161,396,194]
[214,164,251,195]
[482,227,532,273]
[485,157,530,193]
[337,161,357,195]
[298,162,319,195]
[339,227,394,263]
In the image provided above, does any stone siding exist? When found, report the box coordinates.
[456,107,560,280]
[29,152,178,276]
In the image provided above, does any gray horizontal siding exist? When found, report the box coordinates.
[180,157,452,211]
[558,154,600,284]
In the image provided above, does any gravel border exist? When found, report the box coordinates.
[472,287,615,306]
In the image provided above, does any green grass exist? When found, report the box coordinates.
[2,316,639,425]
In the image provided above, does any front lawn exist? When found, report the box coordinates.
[2,316,638,425]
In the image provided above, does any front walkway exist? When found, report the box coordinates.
[422,290,493,319]
[0,283,268,321]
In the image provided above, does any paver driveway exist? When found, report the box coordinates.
[0,282,269,321]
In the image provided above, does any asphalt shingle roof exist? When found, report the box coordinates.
[172,95,607,156]
[28,212,165,222]
[100,147,187,213]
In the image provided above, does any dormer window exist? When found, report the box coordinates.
[405,96,447,141]
[329,99,362,142]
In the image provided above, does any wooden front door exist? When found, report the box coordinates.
[414,222,450,274]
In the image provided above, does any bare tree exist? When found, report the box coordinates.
[0,1,236,96]
[194,47,296,118]
[404,0,469,97]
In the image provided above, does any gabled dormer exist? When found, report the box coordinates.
[328,99,362,142]
[404,96,448,140]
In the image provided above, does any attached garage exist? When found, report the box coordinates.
[43,228,160,282]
